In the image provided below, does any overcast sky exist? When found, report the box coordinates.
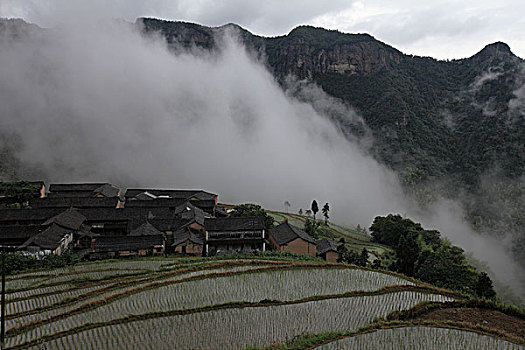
[1,0,524,60]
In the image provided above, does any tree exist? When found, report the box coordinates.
[305,209,312,217]
[475,272,496,299]
[395,230,420,276]
[304,217,320,239]
[369,214,423,246]
[416,244,478,293]
[359,248,369,267]
[298,208,303,216]
[322,203,330,225]
[0,181,40,208]
[337,238,348,263]
[284,201,291,213]
[230,203,275,229]
[311,200,319,220]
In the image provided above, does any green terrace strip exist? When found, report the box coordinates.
[6,288,455,349]
[314,327,524,350]
[6,264,423,337]
[384,299,525,322]
[5,262,281,327]
[264,301,525,349]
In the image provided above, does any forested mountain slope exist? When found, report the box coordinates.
[139,18,524,240]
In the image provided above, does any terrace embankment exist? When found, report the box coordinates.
[415,308,525,339]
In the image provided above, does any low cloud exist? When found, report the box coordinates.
[0,18,522,300]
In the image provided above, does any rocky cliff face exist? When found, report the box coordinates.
[139,19,403,79]
[264,31,403,79]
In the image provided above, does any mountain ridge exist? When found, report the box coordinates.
[0,17,523,271]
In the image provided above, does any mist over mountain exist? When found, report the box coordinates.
[0,17,523,301]
[138,17,525,283]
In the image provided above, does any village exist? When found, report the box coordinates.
[0,182,339,262]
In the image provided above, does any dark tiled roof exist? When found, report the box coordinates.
[124,198,186,208]
[125,189,217,201]
[205,217,264,231]
[20,224,72,250]
[79,207,187,232]
[269,222,317,246]
[0,208,65,223]
[192,200,216,210]
[30,197,119,209]
[149,218,190,231]
[42,208,86,230]
[175,202,212,226]
[0,225,42,245]
[316,238,339,254]
[214,206,229,217]
[129,222,165,236]
[46,192,93,198]
[172,227,204,246]
[92,235,164,252]
[49,183,109,192]
[80,207,171,220]
[93,184,120,197]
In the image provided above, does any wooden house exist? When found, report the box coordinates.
[268,222,317,257]
[204,217,265,255]
[0,208,65,226]
[172,226,204,256]
[316,238,340,262]
[19,224,74,256]
[124,189,218,215]
[88,235,165,259]
[48,183,120,198]
[0,225,43,246]
[30,197,119,209]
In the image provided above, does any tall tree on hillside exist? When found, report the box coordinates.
[475,272,497,299]
[284,201,291,213]
[305,209,312,217]
[304,217,320,239]
[322,203,330,225]
[311,200,319,220]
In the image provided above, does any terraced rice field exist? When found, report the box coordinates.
[316,327,524,350]
[1,258,519,349]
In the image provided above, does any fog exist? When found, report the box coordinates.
[0,18,522,299]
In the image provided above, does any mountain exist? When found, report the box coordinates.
[1,18,523,259]
[139,18,525,274]
[139,18,523,182]
[138,17,523,227]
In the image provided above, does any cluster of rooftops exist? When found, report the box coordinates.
[0,182,339,261]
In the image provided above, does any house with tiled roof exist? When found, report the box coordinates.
[30,197,119,209]
[204,217,265,255]
[48,183,120,198]
[124,188,218,214]
[88,235,165,259]
[316,238,339,262]
[19,223,74,256]
[172,226,204,256]
[268,222,317,257]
